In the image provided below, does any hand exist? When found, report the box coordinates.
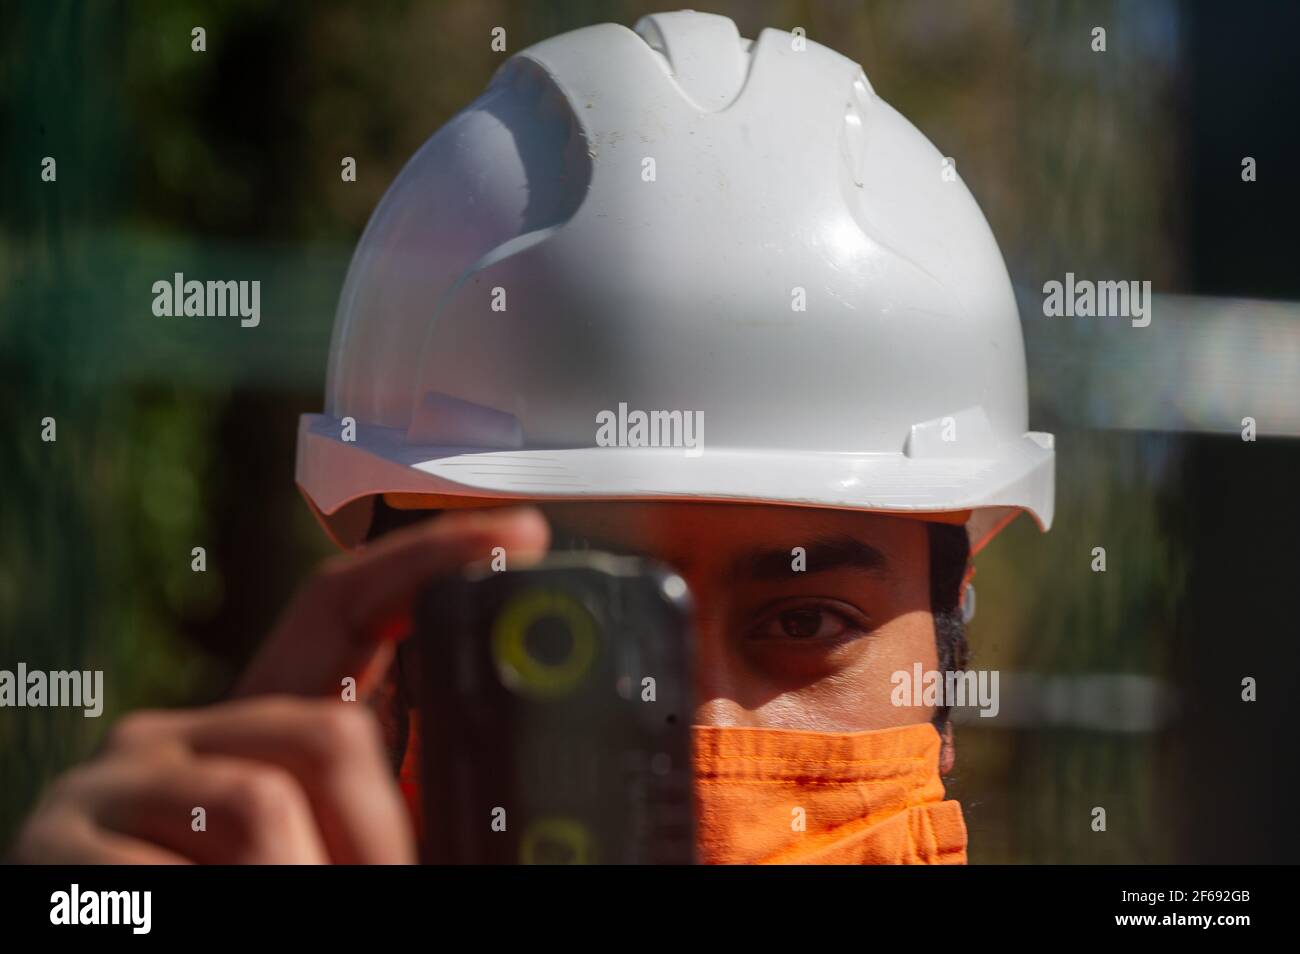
[10,506,550,863]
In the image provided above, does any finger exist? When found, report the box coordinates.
[12,811,193,865]
[236,506,550,698]
[108,698,413,864]
[183,699,413,864]
[82,749,331,864]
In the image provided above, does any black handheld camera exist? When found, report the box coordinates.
[413,552,694,864]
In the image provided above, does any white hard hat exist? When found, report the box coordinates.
[297,10,1054,553]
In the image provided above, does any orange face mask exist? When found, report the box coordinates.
[692,722,967,865]
[399,717,966,864]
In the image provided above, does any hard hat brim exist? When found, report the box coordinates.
[298,414,1053,555]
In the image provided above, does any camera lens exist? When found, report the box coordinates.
[520,818,593,865]
[491,587,598,699]
[523,614,574,667]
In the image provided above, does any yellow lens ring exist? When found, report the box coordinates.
[491,587,598,699]
[520,817,594,865]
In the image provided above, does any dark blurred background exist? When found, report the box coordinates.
[2,0,1298,862]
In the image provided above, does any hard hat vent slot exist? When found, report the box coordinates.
[632,11,751,111]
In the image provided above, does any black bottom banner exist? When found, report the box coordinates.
[0,864,1275,940]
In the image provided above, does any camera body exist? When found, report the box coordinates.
[413,552,694,864]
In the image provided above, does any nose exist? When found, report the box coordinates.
[690,607,757,727]
[693,694,752,727]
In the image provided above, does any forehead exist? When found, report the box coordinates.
[538,501,929,573]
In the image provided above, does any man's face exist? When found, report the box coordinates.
[540,501,940,734]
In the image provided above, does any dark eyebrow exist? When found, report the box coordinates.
[729,535,892,582]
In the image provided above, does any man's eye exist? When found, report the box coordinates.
[755,606,854,641]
